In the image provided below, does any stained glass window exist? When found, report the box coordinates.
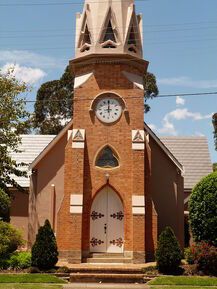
[96,146,119,168]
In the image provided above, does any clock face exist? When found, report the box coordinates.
[95,97,122,123]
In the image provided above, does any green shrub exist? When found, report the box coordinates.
[0,258,10,269]
[184,247,194,265]
[28,266,41,273]
[187,242,217,276]
[57,266,70,273]
[155,226,182,274]
[31,219,58,270]
[189,171,217,246]
[0,221,23,259]
[197,243,217,276]
[9,252,31,269]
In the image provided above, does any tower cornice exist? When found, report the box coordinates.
[70,53,149,76]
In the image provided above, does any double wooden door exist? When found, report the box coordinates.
[90,186,124,253]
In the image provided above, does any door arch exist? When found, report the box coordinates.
[90,186,124,253]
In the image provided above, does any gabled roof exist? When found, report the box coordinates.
[10,135,55,187]
[30,120,73,169]
[160,136,213,190]
[144,122,184,173]
[10,121,212,190]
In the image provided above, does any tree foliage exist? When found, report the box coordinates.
[144,72,159,113]
[0,188,11,222]
[0,70,29,191]
[33,66,159,134]
[0,221,23,259]
[213,163,217,172]
[189,171,217,246]
[31,219,58,270]
[33,66,74,134]
[213,113,217,150]
[155,226,182,273]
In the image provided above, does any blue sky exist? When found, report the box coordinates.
[0,0,216,162]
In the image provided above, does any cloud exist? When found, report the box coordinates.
[149,108,213,136]
[165,108,212,121]
[0,50,64,69]
[158,76,217,89]
[1,63,46,84]
[176,96,185,106]
[158,119,177,135]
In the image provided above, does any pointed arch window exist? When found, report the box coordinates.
[127,24,137,53]
[95,146,119,169]
[78,12,92,53]
[103,20,116,43]
[128,26,137,46]
[100,8,119,49]
[82,25,91,45]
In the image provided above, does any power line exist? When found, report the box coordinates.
[1,27,217,40]
[1,23,217,34]
[22,92,217,103]
[0,0,149,7]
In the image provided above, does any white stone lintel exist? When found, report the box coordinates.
[132,207,145,215]
[70,206,83,214]
[70,194,83,206]
[132,143,144,150]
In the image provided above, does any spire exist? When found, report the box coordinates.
[75,0,143,58]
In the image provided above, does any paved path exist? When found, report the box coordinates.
[63,283,150,289]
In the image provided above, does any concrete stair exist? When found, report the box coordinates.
[69,265,152,284]
[85,253,133,264]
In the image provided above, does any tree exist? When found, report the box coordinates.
[33,66,159,134]
[33,66,74,134]
[155,226,182,273]
[0,188,11,222]
[144,72,159,113]
[189,171,217,246]
[31,219,58,270]
[213,113,217,150]
[0,70,29,192]
[213,163,217,172]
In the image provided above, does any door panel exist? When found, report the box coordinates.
[107,190,124,253]
[90,188,107,252]
[90,186,124,253]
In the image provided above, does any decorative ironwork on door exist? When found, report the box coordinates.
[90,237,104,247]
[91,211,105,220]
[110,237,124,247]
[110,211,124,221]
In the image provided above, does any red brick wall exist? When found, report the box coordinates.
[56,56,156,262]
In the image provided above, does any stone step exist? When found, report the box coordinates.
[90,253,124,258]
[70,273,146,283]
[69,266,142,274]
[85,258,133,264]
[64,283,150,289]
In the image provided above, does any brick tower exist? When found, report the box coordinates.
[57,0,157,263]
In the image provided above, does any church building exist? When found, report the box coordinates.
[15,0,189,264]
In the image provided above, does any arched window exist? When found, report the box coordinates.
[95,146,119,169]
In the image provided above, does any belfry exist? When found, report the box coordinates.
[28,0,184,264]
[57,0,155,263]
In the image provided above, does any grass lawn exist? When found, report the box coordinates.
[150,287,217,289]
[0,274,66,284]
[149,276,217,289]
[0,285,62,289]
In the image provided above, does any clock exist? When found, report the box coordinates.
[95,97,122,123]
